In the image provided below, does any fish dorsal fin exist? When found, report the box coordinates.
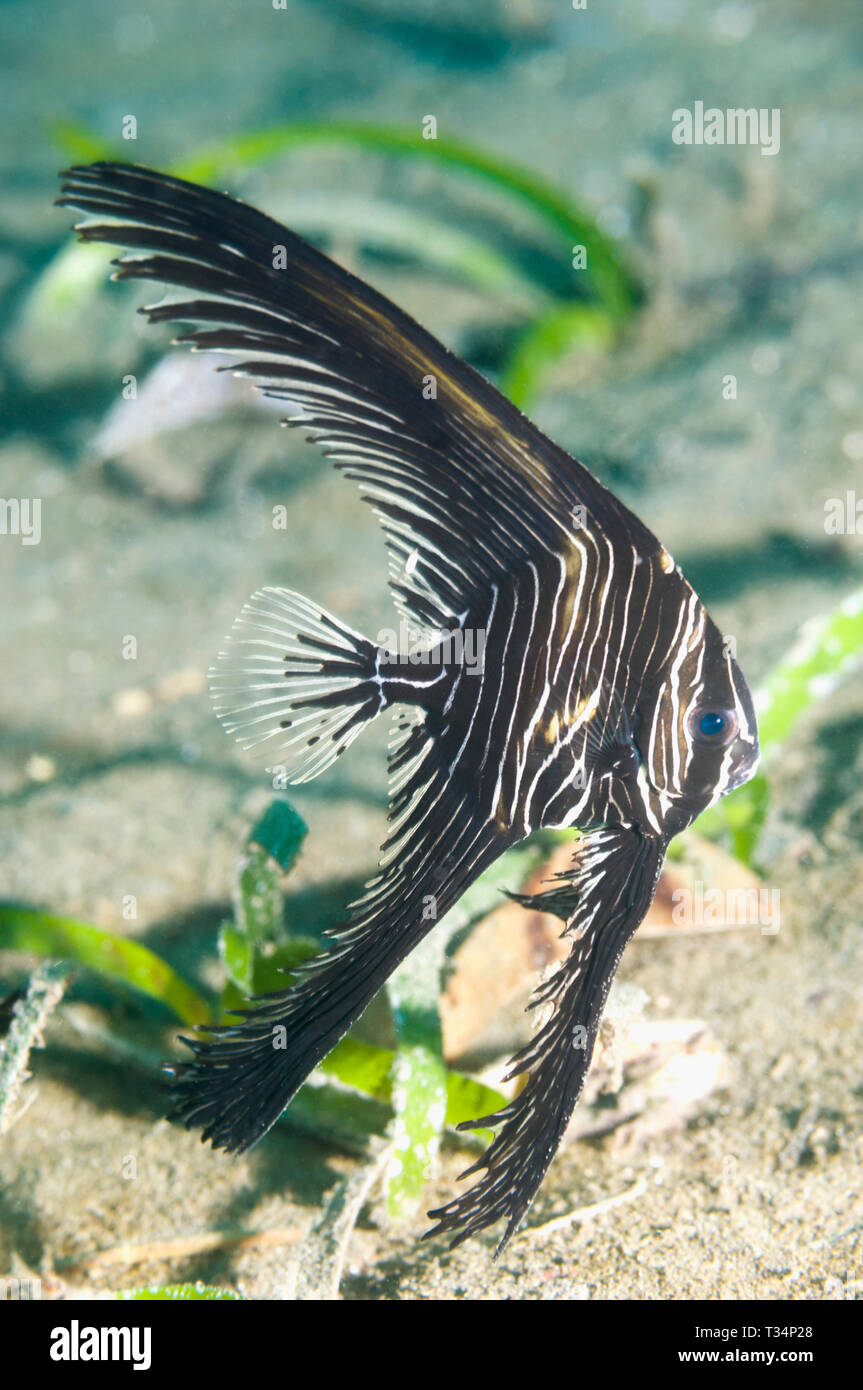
[57,162,662,636]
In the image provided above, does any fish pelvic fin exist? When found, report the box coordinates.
[425,824,667,1254]
[208,586,385,784]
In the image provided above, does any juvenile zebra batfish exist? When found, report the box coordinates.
[58,164,760,1252]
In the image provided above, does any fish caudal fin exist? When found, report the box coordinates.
[209,587,384,784]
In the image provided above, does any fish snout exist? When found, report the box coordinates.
[725,735,760,792]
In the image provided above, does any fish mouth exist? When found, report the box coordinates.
[725,742,761,793]
[726,770,753,792]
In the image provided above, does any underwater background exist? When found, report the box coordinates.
[1,0,861,1299]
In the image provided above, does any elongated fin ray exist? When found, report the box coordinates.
[425,825,666,1253]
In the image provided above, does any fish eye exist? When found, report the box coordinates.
[688,706,738,745]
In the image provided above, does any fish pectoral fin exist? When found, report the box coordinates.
[425,824,666,1253]
[572,666,635,769]
[592,739,640,781]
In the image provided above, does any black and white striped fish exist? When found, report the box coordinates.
[57,164,760,1252]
